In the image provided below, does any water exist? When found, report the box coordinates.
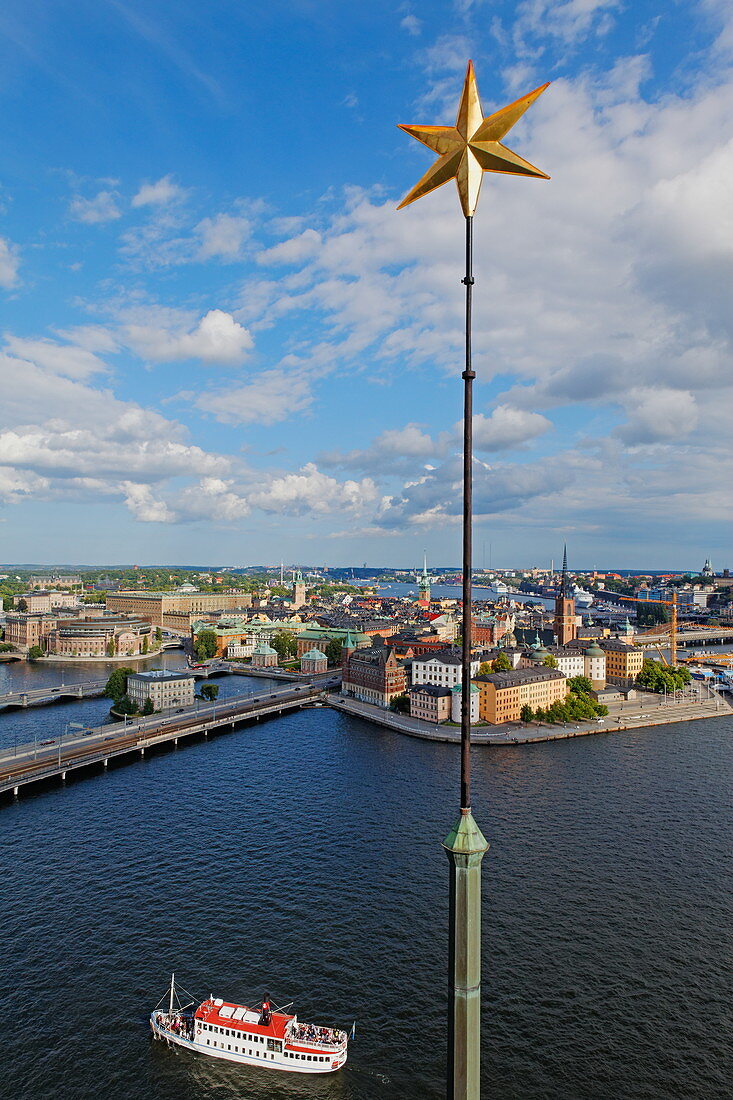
[0,655,283,754]
[1,665,731,1098]
[375,581,554,609]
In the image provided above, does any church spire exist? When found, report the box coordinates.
[560,543,569,596]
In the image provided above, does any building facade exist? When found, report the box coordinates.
[341,645,406,708]
[409,684,451,723]
[474,668,567,725]
[411,649,480,688]
[300,648,328,674]
[600,638,644,688]
[107,591,253,630]
[127,670,195,710]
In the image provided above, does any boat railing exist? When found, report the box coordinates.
[286,1026,347,1050]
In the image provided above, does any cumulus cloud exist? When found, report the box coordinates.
[69,190,121,224]
[470,406,552,451]
[125,309,253,364]
[131,175,185,207]
[249,463,378,516]
[121,482,176,523]
[3,335,109,380]
[0,238,20,288]
[614,388,698,445]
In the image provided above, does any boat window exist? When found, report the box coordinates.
[266,1039,282,1052]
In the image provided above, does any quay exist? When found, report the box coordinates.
[328,690,732,745]
[0,681,334,798]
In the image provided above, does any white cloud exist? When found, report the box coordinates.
[401,14,422,35]
[470,406,552,451]
[69,190,121,224]
[125,309,253,364]
[257,228,322,266]
[615,388,698,445]
[199,370,313,425]
[131,175,186,207]
[0,238,20,288]
[3,336,109,380]
[197,213,251,260]
[121,482,176,523]
[249,463,378,516]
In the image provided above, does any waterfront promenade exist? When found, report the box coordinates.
[329,690,731,745]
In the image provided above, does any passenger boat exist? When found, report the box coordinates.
[150,975,348,1074]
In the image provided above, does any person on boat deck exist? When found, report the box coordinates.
[259,997,271,1026]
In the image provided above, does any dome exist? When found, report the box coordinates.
[585,641,604,657]
[253,643,277,656]
[451,682,479,693]
[302,647,326,660]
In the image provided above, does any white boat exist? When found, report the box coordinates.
[150,976,348,1075]
[572,586,594,608]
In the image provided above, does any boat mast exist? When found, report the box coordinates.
[169,972,175,1015]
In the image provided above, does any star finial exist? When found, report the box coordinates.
[397,60,550,217]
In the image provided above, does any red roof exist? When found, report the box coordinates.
[195,998,290,1040]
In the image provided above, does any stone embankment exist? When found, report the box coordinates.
[327,691,731,746]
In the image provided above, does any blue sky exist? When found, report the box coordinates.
[0,0,731,570]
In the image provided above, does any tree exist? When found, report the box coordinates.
[390,693,410,714]
[636,659,690,693]
[542,654,558,668]
[491,652,512,672]
[195,630,218,660]
[520,704,534,722]
[271,631,297,662]
[104,666,134,701]
[16,598,27,611]
[116,694,138,715]
[478,661,493,676]
[142,636,149,654]
[27,645,43,661]
[140,697,155,715]
[200,683,219,702]
[106,640,115,657]
[636,602,670,627]
[155,627,162,643]
[568,675,593,695]
[325,638,343,667]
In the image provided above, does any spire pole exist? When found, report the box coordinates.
[442,212,488,1100]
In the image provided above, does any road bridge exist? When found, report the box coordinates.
[0,681,335,799]
[0,679,108,710]
[636,627,733,647]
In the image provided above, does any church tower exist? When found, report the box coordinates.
[291,569,306,609]
[417,553,431,609]
[554,544,577,645]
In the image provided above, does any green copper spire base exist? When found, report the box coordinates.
[443,811,489,1100]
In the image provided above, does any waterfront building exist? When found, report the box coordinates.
[411,648,480,689]
[300,647,328,674]
[583,641,607,690]
[599,638,644,689]
[450,682,479,723]
[341,645,406,708]
[4,613,58,650]
[226,641,255,659]
[554,545,577,645]
[107,591,253,630]
[127,670,195,711]
[409,683,452,723]
[46,616,152,658]
[251,643,278,668]
[474,668,567,724]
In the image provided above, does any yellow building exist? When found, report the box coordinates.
[600,639,644,687]
[474,668,567,725]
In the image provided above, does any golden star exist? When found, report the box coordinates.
[397,60,550,217]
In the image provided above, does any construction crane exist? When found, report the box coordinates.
[610,591,679,666]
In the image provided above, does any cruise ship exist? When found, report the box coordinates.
[151,977,348,1074]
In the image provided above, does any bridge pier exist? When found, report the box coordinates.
[140,748,145,758]
[13,785,19,796]
[61,771,66,781]
[103,759,108,768]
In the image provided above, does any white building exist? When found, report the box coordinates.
[227,642,255,658]
[450,682,479,723]
[127,670,195,711]
[411,649,480,688]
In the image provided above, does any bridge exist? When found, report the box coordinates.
[0,679,108,710]
[0,681,335,798]
[636,627,733,647]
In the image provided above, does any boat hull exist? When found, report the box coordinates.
[150,1015,346,1074]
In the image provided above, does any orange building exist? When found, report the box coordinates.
[474,668,567,725]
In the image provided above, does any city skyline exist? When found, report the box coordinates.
[0,0,731,566]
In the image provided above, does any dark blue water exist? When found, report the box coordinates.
[1,681,731,1098]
